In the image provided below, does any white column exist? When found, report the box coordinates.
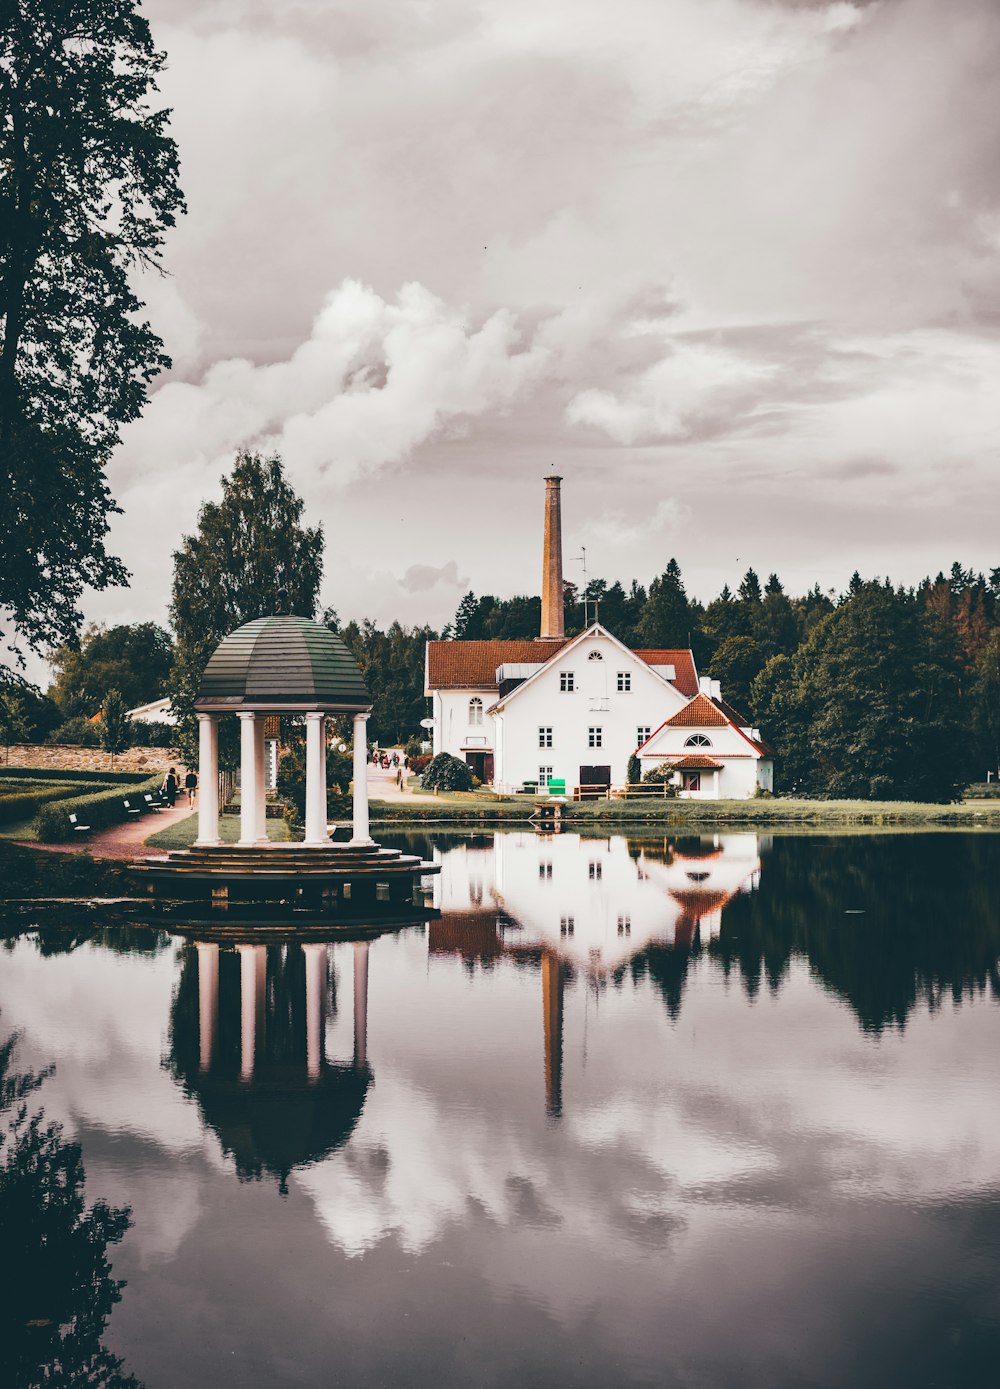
[238,944,266,1082]
[351,711,373,846]
[196,942,219,1073]
[304,711,329,846]
[238,712,259,846]
[319,715,328,834]
[302,943,327,1081]
[194,714,221,846]
[254,715,268,844]
[353,940,369,1071]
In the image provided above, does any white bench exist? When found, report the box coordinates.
[122,799,142,818]
[68,813,91,835]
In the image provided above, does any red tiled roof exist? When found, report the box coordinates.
[632,650,699,698]
[427,639,698,693]
[663,693,730,727]
[426,640,566,689]
[664,753,724,770]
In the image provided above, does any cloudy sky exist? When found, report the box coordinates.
[90,0,1000,640]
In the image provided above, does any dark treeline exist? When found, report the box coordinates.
[446,558,1000,800]
[628,833,1000,1034]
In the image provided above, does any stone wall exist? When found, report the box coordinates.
[1,744,182,775]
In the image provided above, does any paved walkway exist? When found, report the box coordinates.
[367,753,439,804]
[22,798,194,861]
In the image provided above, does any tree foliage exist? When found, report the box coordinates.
[47,621,172,716]
[338,617,435,746]
[99,687,131,759]
[169,451,323,767]
[0,0,185,674]
[421,752,474,792]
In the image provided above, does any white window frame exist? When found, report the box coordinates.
[469,697,483,726]
[538,765,553,787]
[684,733,713,748]
[588,650,603,662]
[538,726,553,748]
[617,671,631,691]
[560,671,575,692]
[637,725,651,746]
[588,727,603,748]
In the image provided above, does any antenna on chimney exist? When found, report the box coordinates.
[573,547,595,626]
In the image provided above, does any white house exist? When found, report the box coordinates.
[425,622,699,793]
[636,691,774,798]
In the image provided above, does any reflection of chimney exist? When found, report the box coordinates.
[353,941,369,1071]
[541,952,565,1118]
[539,476,565,641]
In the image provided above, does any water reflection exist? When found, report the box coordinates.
[0,1026,141,1389]
[169,941,372,1191]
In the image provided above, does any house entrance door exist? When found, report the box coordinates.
[465,752,495,785]
[578,765,611,799]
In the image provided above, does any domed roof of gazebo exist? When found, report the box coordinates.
[195,615,370,713]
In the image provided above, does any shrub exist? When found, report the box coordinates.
[276,743,352,824]
[403,735,423,760]
[421,753,474,792]
[101,689,132,760]
[33,773,165,842]
[642,763,679,795]
[45,715,102,747]
[130,719,176,748]
[0,767,149,785]
[626,753,641,785]
[0,782,92,826]
[408,754,431,776]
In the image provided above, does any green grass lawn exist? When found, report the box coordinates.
[369,793,1000,827]
[146,812,295,851]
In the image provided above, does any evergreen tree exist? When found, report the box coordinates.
[169,452,323,767]
[738,568,763,605]
[0,0,185,679]
[637,558,693,647]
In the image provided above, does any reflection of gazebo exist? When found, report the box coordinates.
[130,614,439,906]
[172,939,373,1189]
[194,614,372,848]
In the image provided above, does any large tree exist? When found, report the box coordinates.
[636,558,695,648]
[169,451,324,765]
[47,620,172,715]
[0,0,185,674]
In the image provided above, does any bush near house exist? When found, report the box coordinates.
[33,773,165,842]
[407,754,431,777]
[420,753,474,792]
[641,764,679,794]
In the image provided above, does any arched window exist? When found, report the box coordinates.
[588,650,603,661]
[469,697,483,726]
[684,734,712,748]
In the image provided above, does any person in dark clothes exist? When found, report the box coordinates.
[163,767,179,807]
[184,768,198,806]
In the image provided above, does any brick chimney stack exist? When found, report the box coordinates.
[539,475,565,641]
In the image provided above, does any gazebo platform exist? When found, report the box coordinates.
[128,841,440,909]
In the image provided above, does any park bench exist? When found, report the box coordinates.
[143,793,164,812]
[122,798,142,819]
[68,813,91,836]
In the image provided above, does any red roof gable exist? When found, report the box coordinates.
[663,693,730,727]
[426,639,698,694]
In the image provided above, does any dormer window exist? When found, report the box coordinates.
[588,650,603,661]
[469,697,483,726]
[684,734,712,748]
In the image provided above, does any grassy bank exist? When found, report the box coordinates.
[145,812,294,851]
[369,795,1000,827]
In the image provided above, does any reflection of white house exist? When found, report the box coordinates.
[425,623,699,793]
[433,830,762,975]
[637,692,774,798]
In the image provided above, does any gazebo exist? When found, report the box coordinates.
[193,614,373,848]
[129,613,440,911]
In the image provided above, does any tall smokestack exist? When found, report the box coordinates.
[539,475,564,641]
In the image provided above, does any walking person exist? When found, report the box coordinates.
[184,768,198,806]
[163,767,179,808]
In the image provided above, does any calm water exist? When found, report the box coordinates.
[2,829,1000,1388]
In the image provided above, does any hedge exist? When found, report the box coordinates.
[33,773,166,843]
[0,782,94,826]
[0,766,152,785]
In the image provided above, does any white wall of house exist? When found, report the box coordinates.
[432,687,497,761]
[492,629,688,792]
[638,721,772,799]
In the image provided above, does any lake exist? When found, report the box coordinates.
[2,828,1000,1388]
